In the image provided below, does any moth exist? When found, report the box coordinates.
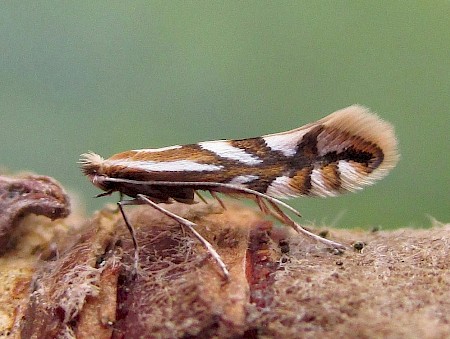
[80,105,399,279]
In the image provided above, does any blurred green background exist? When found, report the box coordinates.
[1,2,448,229]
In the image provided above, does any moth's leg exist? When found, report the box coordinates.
[195,191,208,204]
[103,178,302,217]
[209,191,226,210]
[265,199,347,250]
[254,195,275,217]
[253,195,308,233]
[240,191,346,249]
[117,198,142,275]
[196,189,226,210]
[95,189,114,198]
[136,194,230,280]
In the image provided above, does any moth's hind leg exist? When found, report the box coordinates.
[264,198,347,250]
[136,194,230,280]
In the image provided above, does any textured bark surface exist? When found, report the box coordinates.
[1,187,449,338]
[0,174,70,252]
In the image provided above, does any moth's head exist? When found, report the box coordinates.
[79,152,111,192]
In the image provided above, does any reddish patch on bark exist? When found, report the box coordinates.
[246,221,279,308]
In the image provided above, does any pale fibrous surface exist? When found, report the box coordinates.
[7,203,450,338]
[80,105,399,200]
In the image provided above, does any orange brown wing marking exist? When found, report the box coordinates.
[288,167,313,195]
[321,163,341,191]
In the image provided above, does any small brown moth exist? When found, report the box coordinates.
[80,105,399,279]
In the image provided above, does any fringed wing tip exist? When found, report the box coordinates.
[286,105,401,198]
[323,105,400,173]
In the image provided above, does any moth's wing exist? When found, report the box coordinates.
[80,105,398,199]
